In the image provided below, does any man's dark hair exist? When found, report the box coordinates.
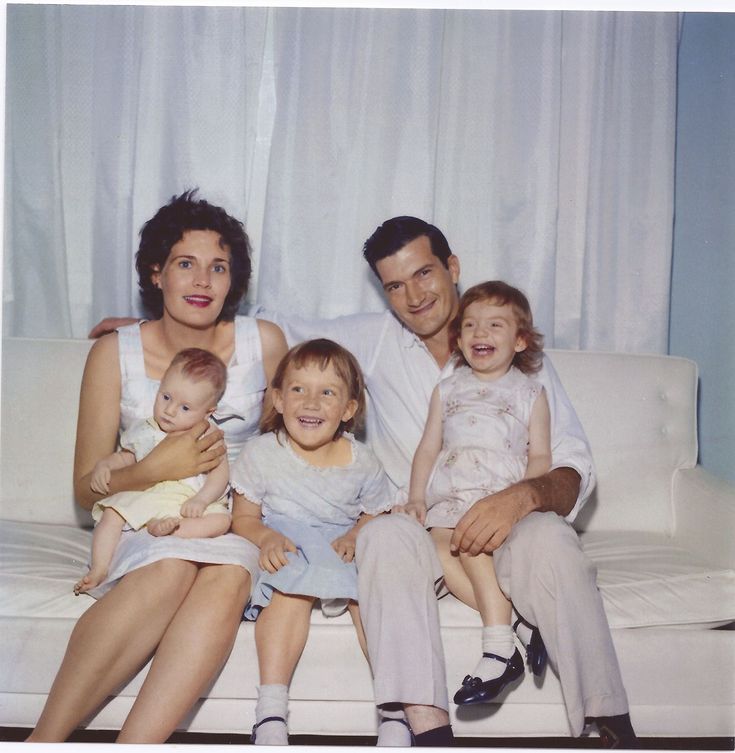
[362,216,453,278]
[135,189,252,321]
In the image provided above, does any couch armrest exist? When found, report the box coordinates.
[672,465,735,569]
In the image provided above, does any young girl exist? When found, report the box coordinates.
[399,280,552,706]
[74,347,231,595]
[230,339,392,745]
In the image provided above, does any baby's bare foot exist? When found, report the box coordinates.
[74,567,106,595]
[147,517,181,537]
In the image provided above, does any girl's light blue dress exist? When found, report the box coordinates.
[230,431,392,619]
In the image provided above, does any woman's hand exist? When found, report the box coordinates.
[258,530,297,573]
[141,421,225,483]
[331,533,357,563]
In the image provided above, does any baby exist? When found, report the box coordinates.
[74,347,231,595]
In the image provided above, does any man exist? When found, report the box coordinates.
[91,216,635,747]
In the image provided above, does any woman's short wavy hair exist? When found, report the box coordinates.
[450,280,544,374]
[135,189,252,321]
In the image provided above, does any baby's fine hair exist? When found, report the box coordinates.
[168,348,228,404]
[450,281,544,374]
[261,339,366,440]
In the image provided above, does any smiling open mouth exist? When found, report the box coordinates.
[297,416,324,427]
[472,345,496,355]
[184,295,212,307]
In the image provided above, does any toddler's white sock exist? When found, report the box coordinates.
[472,625,516,681]
[376,706,412,747]
[512,609,533,647]
[253,684,289,746]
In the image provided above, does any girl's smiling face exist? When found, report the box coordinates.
[151,229,232,326]
[273,360,358,457]
[458,298,527,381]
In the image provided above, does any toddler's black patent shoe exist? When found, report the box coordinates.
[527,624,547,676]
[453,648,524,705]
[513,614,548,676]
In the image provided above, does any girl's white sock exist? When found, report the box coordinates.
[512,609,534,647]
[472,625,516,681]
[253,684,289,746]
[376,706,412,747]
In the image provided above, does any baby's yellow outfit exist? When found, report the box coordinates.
[92,417,228,530]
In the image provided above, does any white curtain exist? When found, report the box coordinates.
[3,6,679,353]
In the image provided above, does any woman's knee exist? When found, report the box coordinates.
[196,564,251,606]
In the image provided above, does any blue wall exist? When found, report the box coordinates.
[670,12,735,483]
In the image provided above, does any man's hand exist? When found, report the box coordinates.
[450,482,535,555]
[259,530,297,573]
[450,469,582,555]
[331,533,358,563]
[88,317,139,338]
[392,498,427,526]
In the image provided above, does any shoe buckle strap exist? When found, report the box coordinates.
[481,651,513,665]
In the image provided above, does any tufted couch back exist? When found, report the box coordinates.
[1,338,698,533]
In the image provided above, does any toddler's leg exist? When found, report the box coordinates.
[430,527,478,608]
[74,508,125,594]
[454,549,523,704]
[253,592,315,745]
[347,601,369,661]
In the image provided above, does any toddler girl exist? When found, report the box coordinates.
[399,281,551,706]
[230,338,391,745]
[74,347,231,595]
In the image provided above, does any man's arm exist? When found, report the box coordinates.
[88,317,139,338]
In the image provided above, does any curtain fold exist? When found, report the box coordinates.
[4,6,679,354]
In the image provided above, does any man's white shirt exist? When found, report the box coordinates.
[250,306,595,522]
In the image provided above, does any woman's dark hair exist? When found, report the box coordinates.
[135,189,252,321]
[450,281,544,374]
[260,339,366,442]
[362,216,453,278]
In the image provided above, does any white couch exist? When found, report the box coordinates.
[1,337,734,741]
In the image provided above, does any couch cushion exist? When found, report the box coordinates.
[3,521,733,632]
[437,529,735,630]
[1,338,94,527]
[548,350,698,534]
[0,521,92,619]
[581,530,735,628]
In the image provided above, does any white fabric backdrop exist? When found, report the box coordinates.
[3,6,679,353]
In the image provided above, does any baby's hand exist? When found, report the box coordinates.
[259,531,297,573]
[393,498,427,526]
[331,534,357,563]
[90,462,112,494]
[181,498,208,518]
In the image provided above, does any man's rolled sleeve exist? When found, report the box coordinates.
[537,354,596,523]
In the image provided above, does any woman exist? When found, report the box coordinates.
[29,190,287,742]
